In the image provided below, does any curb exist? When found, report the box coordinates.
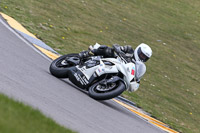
[0,12,60,60]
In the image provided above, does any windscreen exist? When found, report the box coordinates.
[135,61,146,80]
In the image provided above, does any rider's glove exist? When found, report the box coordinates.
[120,45,134,58]
[112,44,127,58]
[120,45,132,53]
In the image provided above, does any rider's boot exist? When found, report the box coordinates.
[79,43,101,59]
[79,43,114,59]
[79,50,94,59]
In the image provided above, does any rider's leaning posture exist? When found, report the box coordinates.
[79,43,153,92]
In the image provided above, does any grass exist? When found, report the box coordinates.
[0,94,75,133]
[0,0,200,132]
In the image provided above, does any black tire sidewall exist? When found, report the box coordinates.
[49,53,79,78]
[88,81,126,100]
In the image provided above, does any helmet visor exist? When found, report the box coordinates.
[137,47,149,62]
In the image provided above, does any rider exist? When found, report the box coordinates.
[79,43,153,91]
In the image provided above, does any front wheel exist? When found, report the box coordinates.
[88,80,126,100]
[49,53,80,78]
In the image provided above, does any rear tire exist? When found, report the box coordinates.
[88,81,125,100]
[49,54,79,78]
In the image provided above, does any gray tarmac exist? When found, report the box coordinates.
[0,17,164,133]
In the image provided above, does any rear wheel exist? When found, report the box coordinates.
[88,80,125,100]
[49,54,80,78]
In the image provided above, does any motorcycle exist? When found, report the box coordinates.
[49,45,145,100]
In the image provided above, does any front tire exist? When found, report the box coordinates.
[88,81,126,100]
[49,54,79,78]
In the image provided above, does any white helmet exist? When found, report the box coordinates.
[134,43,152,62]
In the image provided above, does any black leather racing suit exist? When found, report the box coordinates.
[91,44,135,60]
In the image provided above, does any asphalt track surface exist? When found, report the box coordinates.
[0,18,164,133]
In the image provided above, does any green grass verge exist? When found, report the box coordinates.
[0,94,75,133]
[0,0,200,133]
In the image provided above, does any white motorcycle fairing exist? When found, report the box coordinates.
[76,56,145,92]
